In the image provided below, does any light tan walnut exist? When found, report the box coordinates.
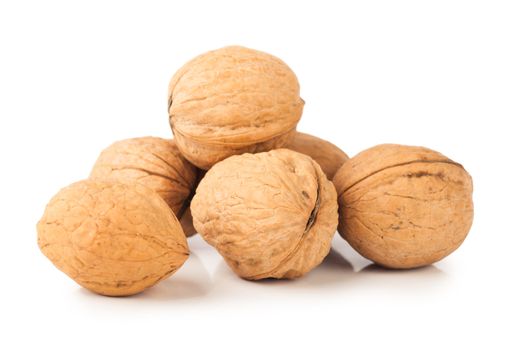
[333,144,474,269]
[286,132,349,179]
[37,180,189,296]
[168,46,304,169]
[90,137,200,236]
[191,149,338,280]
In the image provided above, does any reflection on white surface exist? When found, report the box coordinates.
[154,235,449,300]
[76,252,212,301]
[74,234,449,301]
[211,247,447,295]
[136,252,212,300]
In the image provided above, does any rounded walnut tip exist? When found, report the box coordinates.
[286,131,349,180]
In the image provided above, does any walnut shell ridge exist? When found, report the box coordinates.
[286,132,349,180]
[37,180,189,296]
[168,46,304,169]
[333,144,474,269]
[191,149,338,280]
[90,137,200,236]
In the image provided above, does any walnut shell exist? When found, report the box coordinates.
[333,144,474,269]
[89,137,200,236]
[286,132,349,179]
[37,180,189,296]
[168,46,304,169]
[191,149,338,280]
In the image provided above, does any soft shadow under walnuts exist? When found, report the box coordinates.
[210,246,447,293]
[77,252,212,301]
[135,253,212,300]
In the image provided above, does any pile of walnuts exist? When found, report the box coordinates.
[37,46,474,296]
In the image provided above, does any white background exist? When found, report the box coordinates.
[1,1,515,349]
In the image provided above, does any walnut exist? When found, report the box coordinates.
[286,132,349,180]
[90,137,200,236]
[168,46,304,169]
[191,149,338,280]
[333,144,474,269]
[37,180,189,296]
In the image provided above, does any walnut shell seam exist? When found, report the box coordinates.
[249,168,323,280]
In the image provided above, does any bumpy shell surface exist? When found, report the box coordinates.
[90,137,200,236]
[168,46,304,169]
[333,144,474,269]
[37,180,189,296]
[191,149,338,280]
[286,132,349,179]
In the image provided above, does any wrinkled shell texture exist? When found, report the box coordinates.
[90,137,200,236]
[168,46,304,169]
[37,180,189,296]
[333,144,474,269]
[191,149,338,280]
[287,132,349,180]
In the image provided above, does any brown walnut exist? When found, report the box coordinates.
[191,149,338,280]
[168,46,304,169]
[37,180,189,296]
[333,144,474,269]
[286,132,349,180]
[90,137,200,236]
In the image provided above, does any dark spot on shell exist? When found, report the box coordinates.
[406,171,445,180]
[246,258,260,266]
[301,190,310,199]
